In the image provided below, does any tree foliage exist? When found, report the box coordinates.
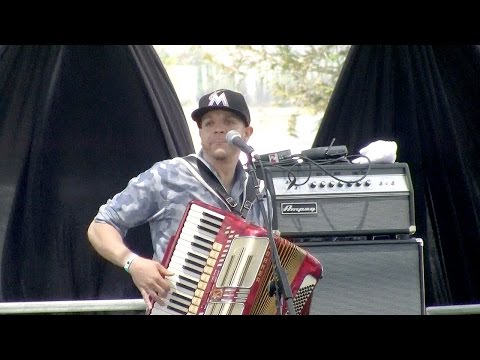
[201,45,350,115]
[154,45,350,136]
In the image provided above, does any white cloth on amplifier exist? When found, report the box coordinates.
[352,140,398,164]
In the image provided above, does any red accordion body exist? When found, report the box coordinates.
[151,200,323,315]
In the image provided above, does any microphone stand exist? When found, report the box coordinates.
[246,152,296,315]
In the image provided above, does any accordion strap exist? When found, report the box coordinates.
[181,155,256,219]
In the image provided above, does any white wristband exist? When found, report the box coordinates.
[123,253,139,273]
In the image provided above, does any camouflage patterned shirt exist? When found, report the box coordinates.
[94,151,269,262]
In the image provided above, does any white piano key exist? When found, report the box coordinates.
[190,204,225,221]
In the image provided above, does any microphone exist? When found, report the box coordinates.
[226,130,254,154]
[301,145,348,160]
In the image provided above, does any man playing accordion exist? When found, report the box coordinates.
[87,89,321,315]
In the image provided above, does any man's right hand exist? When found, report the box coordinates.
[127,257,175,312]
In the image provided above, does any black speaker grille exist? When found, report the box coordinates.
[298,239,425,315]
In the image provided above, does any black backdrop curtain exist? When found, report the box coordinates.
[313,45,480,307]
[0,45,195,301]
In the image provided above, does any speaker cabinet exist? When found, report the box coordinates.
[297,238,425,315]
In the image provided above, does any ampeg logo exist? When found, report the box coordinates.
[281,202,317,215]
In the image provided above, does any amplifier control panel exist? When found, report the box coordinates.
[274,173,409,197]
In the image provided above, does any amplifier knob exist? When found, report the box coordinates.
[328,181,335,187]
[347,182,353,187]
[365,180,372,186]
[337,182,344,187]
[310,181,317,188]
[319,181,326,188]
[355,182,362,187]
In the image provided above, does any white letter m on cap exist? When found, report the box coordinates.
[208,91,229,106]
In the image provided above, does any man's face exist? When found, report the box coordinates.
[199,109,253,161]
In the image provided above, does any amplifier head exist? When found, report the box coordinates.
[260,162,415,237]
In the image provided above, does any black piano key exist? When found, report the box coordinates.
[168,263,201,282]
[182,264,202,276]
[178,255,205,269]
[179,234,213,251]
[172,292,192,302]
[170,298,189,309]
[193,234,213,245]
[184,221,218,238]
[203,211,223,223]
[192,242,210,253]
[171,256,204,274]
[187,251,208,262]
[177,282,196,292]
[177,238,211,257]
[167,305,187,315]
[179,274,198,286]
[200,218,221,229]
[197,225,217,236]
[185,257,204,268]
[182,223,217,239]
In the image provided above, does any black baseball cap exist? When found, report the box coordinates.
[191,89,251,126]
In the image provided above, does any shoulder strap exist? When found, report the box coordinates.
[241,171,256,218]
[181,155,256,219]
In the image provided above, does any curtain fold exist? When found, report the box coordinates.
[0,45,194,301]
[313,45,480,306]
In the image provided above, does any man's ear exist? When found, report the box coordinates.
[244,126,253,140]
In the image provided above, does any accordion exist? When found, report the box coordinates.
[151,200,323,315]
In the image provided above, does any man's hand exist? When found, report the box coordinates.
[128,257,175,312]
